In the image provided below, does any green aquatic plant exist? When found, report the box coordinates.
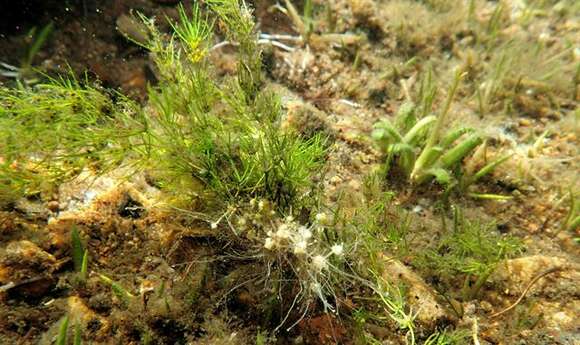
[137,1,326,210]
[562,190,580,232]
[0,22,54,83]
[70,226,89,282]
[98,273,136,306]
[55,314,82,345]
[475,39,577,117]
[0,1,326,213]
[0,4,333,329]
[372,71,509,192]
[371,272,417,344]
[0,0,533,341]
[56,315,69,345]
[0,75,147,207]
[168,4,214,63]
[419,207,522,301]
[423,328,470,345]
[281,0,315,42]
[71,226,84,272]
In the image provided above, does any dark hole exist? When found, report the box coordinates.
[86,318,102,334]
[369,88,388,105]
[118,196,144,219]
[497,223,510,234]
[150,318,188,344]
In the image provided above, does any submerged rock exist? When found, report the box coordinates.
[0,240,58,299]
[489,255,580,333]
[490,255,578,296]
[381,257,455,330]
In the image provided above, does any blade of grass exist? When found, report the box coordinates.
[412,70,465,181]
[468,193,513,201]
[98,274,136,305]
[56,315,69,345]
[465,153,512,187]
[402,116,436,145]
[80,249,89,282]
[74,322,82,345]
[439,133,483,169]
[71,226,84,272]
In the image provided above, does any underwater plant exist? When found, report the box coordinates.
[372,70,510,194]
[0,75,146,207]
[135,1,326,211]
[418,207,522,301]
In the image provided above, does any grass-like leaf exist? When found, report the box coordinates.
[56,315,69,345]
[466,153,513,187]
[80,250,89,282]
[98,274,136,305]
[71,226,84,272]
[74,322,82,345]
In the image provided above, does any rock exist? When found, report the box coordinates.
[490,255,579,296]
[38,296,110,345]
[489,255,580,333]
[116,14,149,46]
[0,241,58,299]
[14,199,50,220]
[47,200,60,212]
[381,257,455,329]
[2,240,57,274]
[68,296,110,337]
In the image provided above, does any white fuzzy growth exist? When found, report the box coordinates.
[331,244,344,256]
[264,237,274,250]
[312,255,328,271]
[293,240,308,255]
[315,212,328,223]
[298,226,312,240]
[275,224,292,239]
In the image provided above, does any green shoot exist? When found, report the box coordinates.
[411,70,465,182]
[71,226,84,272]
[0,22,54,83]
[303,0,314,39]
[476,52,508,117]
[464,153,513,188]
[485,2,506,43]
[283,0,307,39]
[74,322,82,345]
[56,315,69,345]
[370,271,416,345]
[168,4,213,63]
[373,69,510,194]
[23,23,54,70]
[563,191,580,232]
[135,2,326,210]
[467,193,513,201]
[417,67,437,117]
[98,274,136,305]
[206,0,262,100]
[255,330,268,345]
[424,328,470,345]
[80,250,89,282]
